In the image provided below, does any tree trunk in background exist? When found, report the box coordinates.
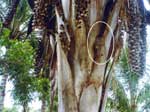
[3,0,20,27]
[0,74,8,111]
[55,0,125,112]
[22,104,28,112]
[41,99,46,112]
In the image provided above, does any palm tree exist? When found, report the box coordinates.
[0,0,32,39]
[30,0,150,112]
[1,0,148,112]
[106,49,150,112]
[31,0,125,112]
[30,0,149,111]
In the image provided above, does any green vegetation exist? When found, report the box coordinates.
[2,106,18,112]
[106,49,150,112]
[0,0,149,112]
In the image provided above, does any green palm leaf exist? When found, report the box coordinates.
[108,76,131,112]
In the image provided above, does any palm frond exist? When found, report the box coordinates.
[108,76,131,112]
[136,83,150,105]
[118,49,139,95]
[141,101,150,111]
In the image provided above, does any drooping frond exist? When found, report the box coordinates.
[108,76,131,112]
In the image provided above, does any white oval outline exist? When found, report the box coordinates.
[87,21,115,65]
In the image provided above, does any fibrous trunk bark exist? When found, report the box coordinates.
[30,0,147,111]
[32,0,125,112]
[55,0,124,112]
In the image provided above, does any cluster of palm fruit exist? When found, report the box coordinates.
[127,0,147,76]
[75,0,89,28]
[138,0,147,76]
[32,0,49,29]
[31,0,56,30]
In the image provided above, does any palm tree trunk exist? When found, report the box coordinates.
[22,103,28,112]
[3,0,20,27]
[55,0,124,112]
[32,0,125,111]
[0,74,8,111]
[31,0,147,111]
